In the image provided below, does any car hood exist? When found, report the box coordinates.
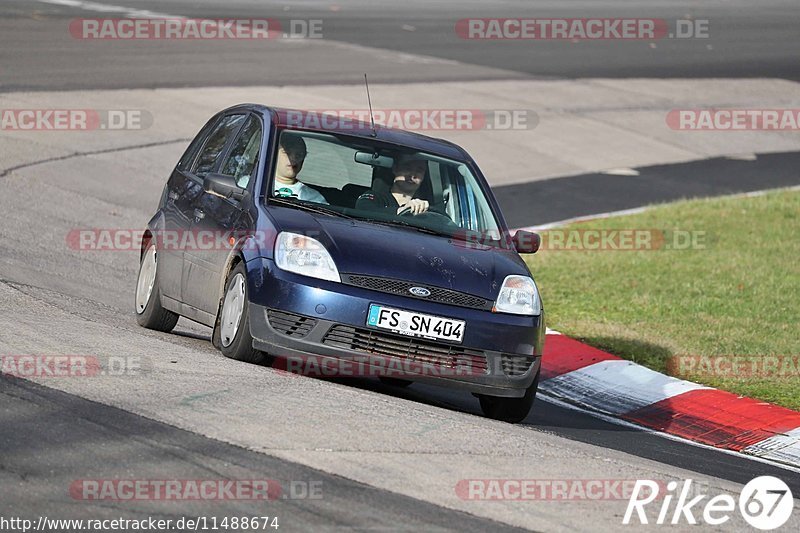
[267,206,530,300]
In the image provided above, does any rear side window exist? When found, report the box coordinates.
[191,114,246,177]
[219,115,263,188]
[297,137,372,188]
[177,117,218,172]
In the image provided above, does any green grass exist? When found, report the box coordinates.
[525,189,800,410]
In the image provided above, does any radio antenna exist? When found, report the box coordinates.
[364,73,377,137]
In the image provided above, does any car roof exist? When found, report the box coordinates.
[221,103,469,161]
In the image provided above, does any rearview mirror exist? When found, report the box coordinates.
[354,151,394,168]
[512,230,540,254]
[203,173,246,201]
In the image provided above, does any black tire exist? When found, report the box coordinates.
[378,376,413,388]
[478,370,540,423]
[135,243,179,333]
[213,261,265,365]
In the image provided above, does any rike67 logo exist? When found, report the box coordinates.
[624,476,794,529]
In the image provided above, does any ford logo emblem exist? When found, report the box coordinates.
[409,287,431,297]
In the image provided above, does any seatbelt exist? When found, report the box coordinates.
[429,163,444,207]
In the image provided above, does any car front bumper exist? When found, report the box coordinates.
[247,258,545,397]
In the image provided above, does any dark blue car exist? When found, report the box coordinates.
[135,104,544,422]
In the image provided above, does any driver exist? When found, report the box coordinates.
[272,135,328,204]
[355,155,429,215]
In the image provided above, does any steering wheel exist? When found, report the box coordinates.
[399,208,456,226]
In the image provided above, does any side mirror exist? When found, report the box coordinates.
[203,173,246,201]
[512,230,540,254]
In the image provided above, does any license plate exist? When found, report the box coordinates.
[367,304,465,343]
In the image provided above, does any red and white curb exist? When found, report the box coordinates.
[540,330,800,469]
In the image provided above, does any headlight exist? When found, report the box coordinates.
[275,232,340,282]
[493,275,541,316]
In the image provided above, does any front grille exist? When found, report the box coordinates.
[322,325,488,374]
[342,274,490,310]
[501,354,536,376]
[266,309,317,338]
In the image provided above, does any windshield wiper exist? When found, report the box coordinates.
[368,218,448,237]
[268,197,354,219]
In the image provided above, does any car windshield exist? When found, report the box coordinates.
[266,129,503,242]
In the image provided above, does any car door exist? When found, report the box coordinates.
[158,115,220,301]
[181,113,260,318]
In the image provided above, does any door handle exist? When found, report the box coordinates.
[193,209,205,222]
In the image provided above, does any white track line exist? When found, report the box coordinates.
[744,428,800,466]
[38,0,176,18]
[36,0,463,64]
[519,206,650,231]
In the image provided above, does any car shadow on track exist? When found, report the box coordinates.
[258,335,680,435]
[245,349,800,491]
[170,329,212,342]
[258,352,617,429]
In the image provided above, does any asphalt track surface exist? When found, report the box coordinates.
[1,376,526,532]
[2,0,800,531]
[496,150,800,228]
[1,0,800,92]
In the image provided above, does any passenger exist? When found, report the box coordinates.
[272,135,328,204]
[356,155,429,215]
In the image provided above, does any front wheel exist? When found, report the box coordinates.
[478,370,539,423]
[135,243,179,332]
[213,261,265,364]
